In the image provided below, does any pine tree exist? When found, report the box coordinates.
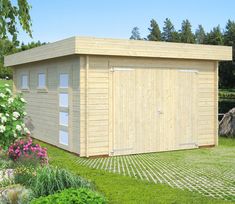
[195,25,206,44]
[147,19,161,41]
[130,27,141,40]
[205,25,223,45]
[180,19,195,43]
[224,19,235,46]
[219,20,235,88]
[162,18,178,42]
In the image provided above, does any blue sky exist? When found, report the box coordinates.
[18,0,235,44]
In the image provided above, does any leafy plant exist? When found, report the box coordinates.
[0,84,30,150]
[0,184,33,204]
[14,166,36,186]
[30,188,107,204]
[17,166,93,198]
[8,138,48,166]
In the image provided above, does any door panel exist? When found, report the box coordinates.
[113,69,135,155]
[175,70,198,149]
[112,67,198,156]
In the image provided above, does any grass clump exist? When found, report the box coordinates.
[15,166,93,198]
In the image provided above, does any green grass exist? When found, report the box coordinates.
[219,89,235,99]
[0,79,12,88]
[36,138,235,204]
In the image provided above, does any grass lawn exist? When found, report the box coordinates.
[0,79,12,88]
[219,89,235,99]
[37,137,235,204]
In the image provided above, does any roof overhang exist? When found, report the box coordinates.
[4,36,232,67]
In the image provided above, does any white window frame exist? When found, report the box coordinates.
[38,73,46,89]
[59,74,69,88]
[59,93,69,108]
[59,130,68,146]
[21,74,29,89]
[59,111,69,127]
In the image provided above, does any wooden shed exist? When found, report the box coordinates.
[4,36,232,157]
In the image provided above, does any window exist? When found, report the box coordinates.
[38,73,46,88]
[59,130,68,145]
[60,74,69,88]
[21,75,28,89]
[59,111,68,126]
[59,93,68,107]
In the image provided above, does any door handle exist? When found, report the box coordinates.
[157,110,164,114]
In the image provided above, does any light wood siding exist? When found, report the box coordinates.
[5,36,232,66]
[79,56,110,156]
[80,56,217,156]
[14,56,80,154]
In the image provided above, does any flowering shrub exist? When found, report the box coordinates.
[0,84,30,150]
[8,138,48,166]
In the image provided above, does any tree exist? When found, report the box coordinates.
[224,19,235,46]
[130,27,141,40]
[0,0,32,42]
[180,19,195,43]
[195,25,206,44]
[205,25,223,45]
[219,20,235,88]
[161,18,179,42]
[147,19,161,41]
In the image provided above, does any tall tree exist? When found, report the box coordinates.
[195,25,206,44]
[147,19,161,41]
[130,27,141,40]
[224,19,235,46]
[219,20,235,88]
[180,19,195,43]
[0,0,32,41]
[205,25,223,45]
[161,18,179,42]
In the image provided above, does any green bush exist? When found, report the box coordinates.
[16,166,93,198]
[30,188,107,204]
[14,166,36,186]
[0,84,30,150]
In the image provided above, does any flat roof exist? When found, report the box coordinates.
[4,36,232,67]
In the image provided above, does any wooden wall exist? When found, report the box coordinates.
[80,55,217,157]
[14,56,80,154]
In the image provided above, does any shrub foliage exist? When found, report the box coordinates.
[30,188,107,204]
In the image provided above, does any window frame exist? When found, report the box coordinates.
[21,74,29,90]
[37,72,47,90]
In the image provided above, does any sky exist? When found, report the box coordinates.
[18,0,235,44]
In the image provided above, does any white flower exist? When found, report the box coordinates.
[4,84,9,87]
[13,133,17,138]
[1,116,7,123]
[0,93,5,98]
[5,113,9,117]
[8,98,14,104]
[24,127,30,134]
[12,117,17,121]
[13,112,20,119]
[20,98,26,103]
[0,125,6,133]
[5,88,12,94]
[16,125,22,131]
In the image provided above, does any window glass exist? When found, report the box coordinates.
[59,130,68,145]
[38,73,46,88]
[59,111,68,126]
[59,93,68,107]
[60,74,69,88]
[21,75,28,89]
